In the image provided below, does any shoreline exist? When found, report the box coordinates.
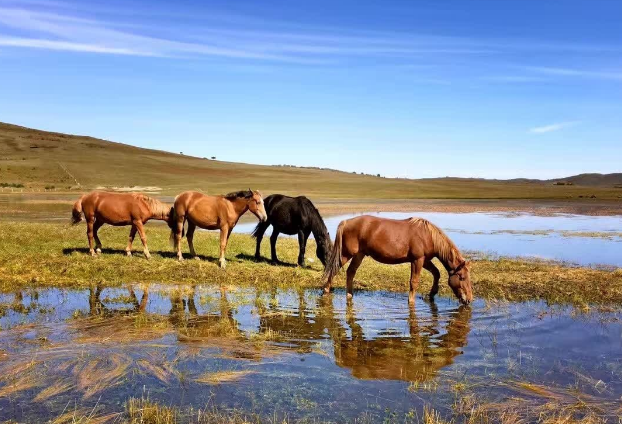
[1,222,620,307]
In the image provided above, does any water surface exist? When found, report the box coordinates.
[0,283,620,422]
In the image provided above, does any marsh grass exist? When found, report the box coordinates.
[195,369,257,385]
[1,222,621,307]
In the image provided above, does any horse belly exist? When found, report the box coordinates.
[363,225,413,264]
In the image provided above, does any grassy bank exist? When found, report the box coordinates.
[0,222,621,307]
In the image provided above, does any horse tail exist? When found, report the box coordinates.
[168,208,187,246]
[71,195,85,225]
[323,220,345,282]
[251,220,270,238]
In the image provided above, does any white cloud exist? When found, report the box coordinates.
[529,121,581,134]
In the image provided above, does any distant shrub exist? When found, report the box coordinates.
[45,185,55,190]
[0,183,24,188]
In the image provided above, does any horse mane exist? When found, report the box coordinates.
[224,190,253,200]
[299,197,330,241]
[135,194,170,219]
[408,218,462,264]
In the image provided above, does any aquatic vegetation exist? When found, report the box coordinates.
[195,369,257,385]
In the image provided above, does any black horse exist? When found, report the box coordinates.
[252,194,332,267]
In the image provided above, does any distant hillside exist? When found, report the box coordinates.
[0,122,620,199]
[549,173,622,187]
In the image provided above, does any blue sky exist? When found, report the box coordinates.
[0,0,620,179]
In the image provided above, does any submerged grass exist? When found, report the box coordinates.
[0,222,621,307]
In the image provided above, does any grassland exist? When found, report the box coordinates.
[2,122,622,201]
[1,222,620,307]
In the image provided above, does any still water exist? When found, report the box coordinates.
[0,284,620,422]
[237,212,622,267]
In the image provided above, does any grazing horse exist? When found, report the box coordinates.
[71,191,172,258]
[171,190,267,268]
[252,194,332,267]
[322,216,473,305]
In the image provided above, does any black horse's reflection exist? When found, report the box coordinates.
[257,294,472,382]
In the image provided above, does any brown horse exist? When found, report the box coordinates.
[171,190,267,267]
[71,191,172,258]
[322,216,473,305]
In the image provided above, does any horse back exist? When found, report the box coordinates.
[82,191,148,224]
[342,215,433,262]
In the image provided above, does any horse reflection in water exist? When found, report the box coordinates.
[336,304,471,381]
[257,294,472,382]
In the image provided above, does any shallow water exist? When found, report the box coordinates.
[237,211,622,267]
[0,283,620,422]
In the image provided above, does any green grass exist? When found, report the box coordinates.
[1,222,621,307]
[2,121,622,199]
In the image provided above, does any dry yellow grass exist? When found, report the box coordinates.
[195,369,257,385]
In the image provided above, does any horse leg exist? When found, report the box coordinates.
[186,221,197,258]
[346,253,365,300]
[270,230,280,263]
[409,257,425,305]
[175,217,185,261]
[254,221,268,259]
[125,225,137,256]
[134,221,150,259]
[297,230,307,267]
[322,255,350,294]
[219,226,229,268]
[86,218,96,256]
[93,220,104,254]
[424,260,441,300]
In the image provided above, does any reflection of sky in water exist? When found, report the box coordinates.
[235,212,622,267]
[0,284,621,422]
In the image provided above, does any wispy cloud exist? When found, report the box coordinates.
[0,6,495,63]
[529,121,581,134]
[524,66,622,81]
[0,1,619,68]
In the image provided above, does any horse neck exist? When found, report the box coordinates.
[309,215,329,245]
[228,198,249,219]
[148,201,168,220]
[437,251,464,273]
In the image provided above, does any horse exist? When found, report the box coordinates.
[251,194,332,267]
[171,189,267,268]
[322,216,473,305]
[71,191,173,258]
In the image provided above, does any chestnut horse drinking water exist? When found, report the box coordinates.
[71,191,173,258]
[171,190,267,267]
[322,216,473,305]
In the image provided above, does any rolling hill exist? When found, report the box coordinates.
[0,122,620,199]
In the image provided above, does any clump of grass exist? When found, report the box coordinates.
[195,369,256,385]
[33,379,74,402]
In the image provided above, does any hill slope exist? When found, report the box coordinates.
[0,122,620,199]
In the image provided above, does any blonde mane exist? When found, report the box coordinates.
[408,217,462,264]
[136,194,170,220]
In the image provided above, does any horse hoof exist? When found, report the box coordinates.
[219,260,227,269]
[193,256,200,261]
[126,251,132,257]
[96,248,102,254]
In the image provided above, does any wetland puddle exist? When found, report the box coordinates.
[0,284,620,422]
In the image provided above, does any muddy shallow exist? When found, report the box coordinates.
[0,284,620,422]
